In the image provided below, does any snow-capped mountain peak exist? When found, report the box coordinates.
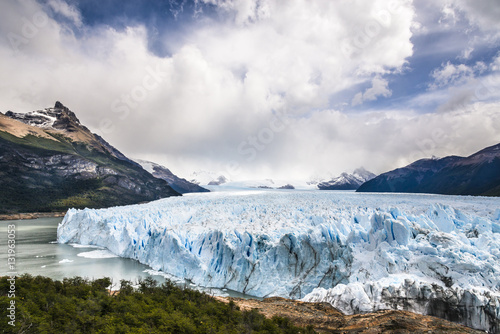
[5,101,81,130]
[318,167,376,190]
[189,170,230,186]
[352,167,376,181]
[135,159,209,194]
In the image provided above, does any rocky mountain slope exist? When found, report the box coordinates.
[357,143,500,196]
[318,167,376,190]
[0,102,180,213]
[219,297,483,334]
[135,159,209,194]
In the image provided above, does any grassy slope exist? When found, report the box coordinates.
[0,130,76,154]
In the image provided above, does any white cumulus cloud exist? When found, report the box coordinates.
[47,0,82,27]
[352,76,392,106]
[0,0,499,180]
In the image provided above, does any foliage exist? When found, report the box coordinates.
[0,275,316,334]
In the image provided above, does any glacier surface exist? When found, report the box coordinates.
[58,190,500,332]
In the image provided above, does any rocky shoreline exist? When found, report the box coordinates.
[216,296,484,333]
[0,211,66,221]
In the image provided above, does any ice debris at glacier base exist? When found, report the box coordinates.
[58,190,500,332]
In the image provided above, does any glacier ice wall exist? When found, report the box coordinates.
[303,279,500,333]
[57,191,500,332]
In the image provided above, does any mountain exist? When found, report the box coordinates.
[0,102,180,214]
[190,170,229,186]
[135,159,209,194]
[357,143,500,196]
[190,171,320,190]
[208,178,316,190]
[318,167,376,190]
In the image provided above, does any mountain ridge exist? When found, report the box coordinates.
[357,143,500,196]
[318,167,376,190]
[135,159,209,194]
[0,102,180,213]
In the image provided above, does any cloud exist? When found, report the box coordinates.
[430,61,474,88]
[449,0,500,31]
[491,53,500,71]
[433,0,500,34]
[411,0,500,62]
[425,58,500,112]
[0,0,499,180]
[438,3,459,27]
[197,0,271,25]
[352,76,392,106]
[46,0,82,27]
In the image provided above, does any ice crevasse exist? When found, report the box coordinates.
[57,191,500,333]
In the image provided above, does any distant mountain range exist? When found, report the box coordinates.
[189,170,229,186]
[357,143,500,196]
[0,102,182,213]
[317,167,376,190]
[189,168,377,190]
[4,101,495,215]
[135,160,209,194]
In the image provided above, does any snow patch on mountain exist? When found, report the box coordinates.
[6,108,60,128]
[318,167,376,190]
[218,179,317,190]
[136,159,156,174]
[135,159,209,194]
[190,172,317,189]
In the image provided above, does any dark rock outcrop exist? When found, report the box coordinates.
[381,281,500,333]
[278,184,295,189]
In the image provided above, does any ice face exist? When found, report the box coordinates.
[303,279,500,333]
[57,190,500,332]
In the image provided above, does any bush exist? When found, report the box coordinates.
[0,275,316,334]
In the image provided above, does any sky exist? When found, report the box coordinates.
[0,0,499,181]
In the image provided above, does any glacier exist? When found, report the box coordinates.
[57,190,500,332]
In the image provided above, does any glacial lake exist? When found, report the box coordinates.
[0,217,249,297]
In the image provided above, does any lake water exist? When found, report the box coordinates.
[0,217,249,297]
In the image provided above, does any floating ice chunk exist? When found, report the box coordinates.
[77,250,118,259]
[70,243,105,249]
[59,259,73,263]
